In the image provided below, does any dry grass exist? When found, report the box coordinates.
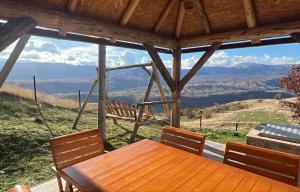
[181,99,296,130]
[0,85,97,110]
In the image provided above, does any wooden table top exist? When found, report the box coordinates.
[60,139,300,192]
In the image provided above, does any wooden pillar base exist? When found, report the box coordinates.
[171,90,180,127]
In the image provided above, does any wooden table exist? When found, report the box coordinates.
[60,139,300,192]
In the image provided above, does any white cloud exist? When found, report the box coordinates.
[180,51,299,68]
[1,38,299,68]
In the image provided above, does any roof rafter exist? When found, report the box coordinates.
[195,0,211,34]
[120,0,141,26]
[153,0,177,32]
[179,19,300,48]
[243,0,257,28]
[175,1,185,38]
[243,0,260,44]
[67,0,79,13]
[0,0,177,49]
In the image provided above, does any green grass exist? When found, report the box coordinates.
[0,92,162,191]
[188,128,248,144]
[0,92,252,191]
[233,111,288,124]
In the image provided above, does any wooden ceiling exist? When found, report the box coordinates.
[0,0,300,49]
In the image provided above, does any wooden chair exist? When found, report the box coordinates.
[224,142,300,186]
[8,185,31,192]
[160,126,206,155]
[50,129,105,192]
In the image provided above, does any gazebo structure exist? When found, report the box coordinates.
[0,0,300,142]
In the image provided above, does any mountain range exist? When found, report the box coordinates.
[2,61,294,108]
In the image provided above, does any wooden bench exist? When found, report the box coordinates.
[160,126,206,155]
[50,129,105,192]
[224,141,300,186]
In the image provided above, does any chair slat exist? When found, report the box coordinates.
[51,135,102,154]
[161,132,202,150]
[224,142,300,186]
[225,151,297,176]
[162,126,205,142]
[226,142,299,165]
[54,143,102,163]
[58,151,103,169]
[160,126,206,155]
[50,129,100,146]
[9,185,31,192]
[225,160,296,186]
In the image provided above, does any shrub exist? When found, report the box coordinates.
[279,65,300,120]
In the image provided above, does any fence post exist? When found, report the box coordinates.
[235,123,238,131]
[33,75,37,102]
[78,90,81,109]
[199,111,203,128]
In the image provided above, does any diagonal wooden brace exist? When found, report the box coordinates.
[0,34,31,88]
[143,41,175,91]
[0,17,37,52]
[178,42,221,91]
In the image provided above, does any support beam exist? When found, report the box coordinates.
[179,20,300,48]
[0,34,31,88]
[171,47,181,127]
[98,44,106,140]
[106,63,151,71]
[72,78,98,129]
[151,63,171,118]
[175,1,185,38]
[291,33,300,43]
[179,42,221,90]
[120,0,141,26]
[67,0,80,13]
[20,26,172,54]
[0,0,177,49]
[153,0,177,32]
[143,41,175,91]
[0,17,36,52]
[195,0,211,34]
[181,37,296,53]
[243,0,257,28]
[130,72,155,143]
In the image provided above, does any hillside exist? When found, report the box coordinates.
[181,99,296,131]
[0,90,162,191]
[0,87,296,191]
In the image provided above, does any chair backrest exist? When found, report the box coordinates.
[50,129,104,170]
[9,185,31,192]
[224,142,300,186]
[160,126,206,155]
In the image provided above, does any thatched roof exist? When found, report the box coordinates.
[0,0,300,49]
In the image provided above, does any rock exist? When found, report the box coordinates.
[34,118,43,124]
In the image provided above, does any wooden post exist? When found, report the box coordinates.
[33,75,37,102]
[171,47,181,127]
[78,90,81,109]
[199,111,203,128]
[129,72,155,143]
[72,78,98,129]
[98,44,106,140]
[151,63,170,118]
[0,34,31,89]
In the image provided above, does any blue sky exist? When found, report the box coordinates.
[0,36,299,69]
